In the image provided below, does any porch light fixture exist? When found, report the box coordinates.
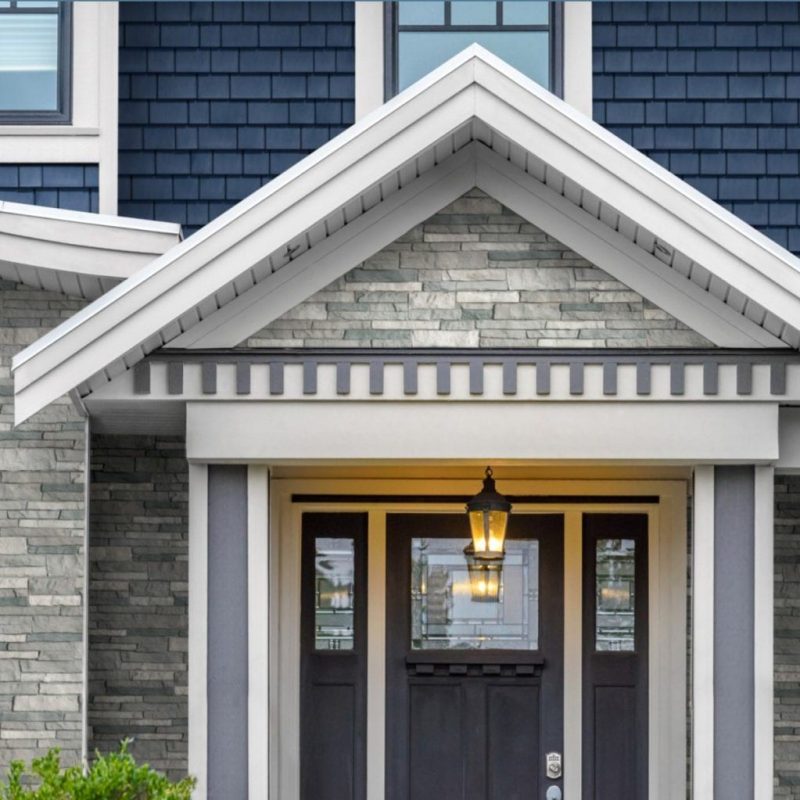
[463,543,502,603]
[465,466,511,560]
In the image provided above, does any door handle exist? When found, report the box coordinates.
[545,752,562,780]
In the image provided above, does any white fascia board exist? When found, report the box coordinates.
[470,56,800,321]
[13,49,479,366]
[0,203,182,284]
[178,142,781,350]
[186,401,779,464]
[12,82,478,422]
[13,45,800,423]
[169,145,477,348]
[475,146,783,347]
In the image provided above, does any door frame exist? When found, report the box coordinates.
[269,476,688,800]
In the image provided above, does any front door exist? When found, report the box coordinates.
[385,513,564,800]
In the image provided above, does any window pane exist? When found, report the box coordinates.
[398,30,549,90]
[398,1,445,26]
[596,538,636,652]
[0,12,58,110]
[411,537,539,650]
[314,537,355,651]
[502,1,549,25]
[450,1,497,26]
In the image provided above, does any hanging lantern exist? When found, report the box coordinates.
[463,543,502,602]
[465,466,511,559]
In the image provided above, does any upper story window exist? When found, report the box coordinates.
[387,1,561,97]
[0,0,71,123]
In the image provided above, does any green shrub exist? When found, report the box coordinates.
[0,740,195,800]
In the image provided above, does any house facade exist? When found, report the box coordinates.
[2,3,800,799]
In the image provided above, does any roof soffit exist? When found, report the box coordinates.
[11,45,800,424]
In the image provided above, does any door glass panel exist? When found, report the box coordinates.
[314,537,355,651]
[595,538,636,652]
[411,537,539,650]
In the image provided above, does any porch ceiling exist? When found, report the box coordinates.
[12,45,800,425]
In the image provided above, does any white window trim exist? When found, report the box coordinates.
[0,2,118,213]
[354,1,593,120]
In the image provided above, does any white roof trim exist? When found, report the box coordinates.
[0,200,182,299]
[12,45,800,424]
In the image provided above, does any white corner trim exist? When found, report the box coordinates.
[97,2,119,214]
[248,466,270,800]
[753,465,774,800]
[692,466,714,800]
[0,4,119,212]
[366,510,387,800]
[355,2,385,121]
[562,2,593,116]
[562,511,582,800]
[188,464,209,799]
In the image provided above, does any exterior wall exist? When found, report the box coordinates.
[118,1,354,232]
[88,434,188,778]
[0,280,87,769]
[593,1,800,256]
[247,189,711,348]
[0,165,99,213]
[776,474,800,797]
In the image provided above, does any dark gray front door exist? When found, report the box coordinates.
[385,513,564,800]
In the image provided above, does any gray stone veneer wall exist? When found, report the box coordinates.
[776,474,800,797]
[0,280,87,769]
[88,435,188,779]
[247,189,711,349]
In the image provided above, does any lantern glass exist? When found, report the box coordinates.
[468,508,508,558]
[464,544,502,602]
[466,467,511,559]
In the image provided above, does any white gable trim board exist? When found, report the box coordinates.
[0,200,181,299]
[12,46,800,425]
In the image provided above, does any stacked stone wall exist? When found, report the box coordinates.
[0,280,87,769]
[247,190,711,349]
[88,435,188,778]
[776,474,800,796]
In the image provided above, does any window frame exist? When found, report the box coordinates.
[383,0,563,100]
[0,0,72,125]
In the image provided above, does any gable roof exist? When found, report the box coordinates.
[0,200,181,299]
[12,45,800,424]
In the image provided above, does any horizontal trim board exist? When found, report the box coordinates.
[291,494,661,505]
[185,401,779,463]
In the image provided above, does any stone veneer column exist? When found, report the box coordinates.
[0,280,87,768]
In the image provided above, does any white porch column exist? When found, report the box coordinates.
[692,465,774,799]
[188,463,270,800]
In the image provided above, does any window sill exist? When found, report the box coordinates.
[0,126,99,137]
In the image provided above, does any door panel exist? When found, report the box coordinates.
[582,514,648,800]
[408,683,464,800]
[487,683,541,800]
[300,513,368,800]
[386,513,564,800]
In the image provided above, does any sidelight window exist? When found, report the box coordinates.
[595,538,636,652]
